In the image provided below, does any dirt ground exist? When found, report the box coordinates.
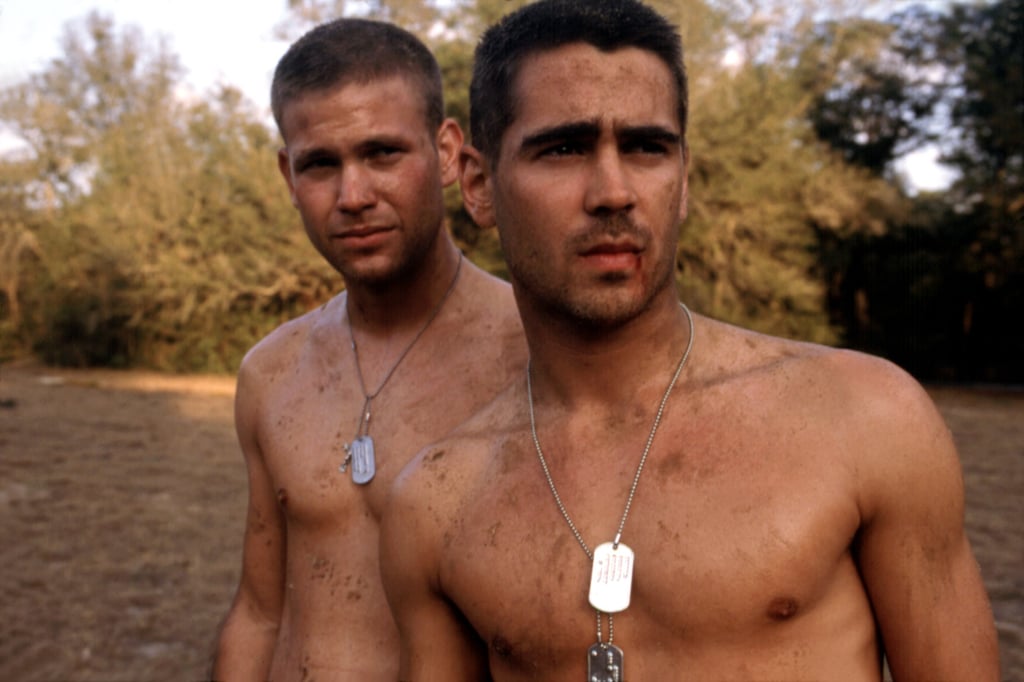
[0,362,1021,681]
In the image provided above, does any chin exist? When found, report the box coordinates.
[336,260,396,286]
[341,253,429,289]
[556,293,652,328]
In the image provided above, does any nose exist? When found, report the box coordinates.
[336,164,376,214]
[584,147,637,215]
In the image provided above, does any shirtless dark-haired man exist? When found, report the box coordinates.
[380,1,999,679]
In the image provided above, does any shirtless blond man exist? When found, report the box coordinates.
[380,1,1000,679]
[212,18,525,680]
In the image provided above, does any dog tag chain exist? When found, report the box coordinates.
[340,254,462,484]
[527,303,695,679]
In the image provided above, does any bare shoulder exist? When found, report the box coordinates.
[390,378,523,516]
[383,412,500,585]
[699,314,936,417]
[236,294,343,395]
[439,260,526,385]
[453,259,523,335]
[697,315,954,510]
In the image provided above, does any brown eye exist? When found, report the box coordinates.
[540,141,585,158]
[297,155,337,173]
[366,145,403,162]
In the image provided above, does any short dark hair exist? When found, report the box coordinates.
[469,0,688,159]
[271,18,444,138]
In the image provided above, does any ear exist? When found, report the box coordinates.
[678,145,690,222]
[459,144,496,228]
[278,147,299,208]
[435,118,464,188]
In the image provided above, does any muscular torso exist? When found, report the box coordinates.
[416,318,883,680]
[245,271,524,680]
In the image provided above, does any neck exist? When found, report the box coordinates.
[345,235,462,336]
[522,291,695,409]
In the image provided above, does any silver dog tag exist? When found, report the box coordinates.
[587,642,624,682]
[348,435,376,484]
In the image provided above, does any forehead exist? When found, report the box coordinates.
[505,43,679,145]
[279,74,431,144]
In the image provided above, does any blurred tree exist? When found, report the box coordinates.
[9,1,1015,376]
[275,0,349,39]
[0,156,43,358]
[276,0,441,39]
[0,13,181,209]
[935,0,1023,380]
[941,0,1023,202]
[812,0,1023,380]
[0,13,336,371]
[805,9,944,176]
[676,0,903,342]
[0,12,185,365]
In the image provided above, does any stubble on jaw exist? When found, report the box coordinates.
[509,213,679,329]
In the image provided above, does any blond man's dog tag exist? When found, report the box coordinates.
[341,436,376,485]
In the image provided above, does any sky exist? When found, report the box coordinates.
[0,0,292,119]
[0,0,957,190]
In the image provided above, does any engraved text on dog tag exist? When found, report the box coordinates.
[589,542,633,613]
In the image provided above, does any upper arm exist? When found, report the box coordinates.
[231,355,287,619]
[213,355,286,675]
[381,450,489,681]
[850,358,999,680]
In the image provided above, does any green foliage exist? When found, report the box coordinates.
[927,0,1022,380]
[1,13,337,372]
[2,1,1019,380]
[939,0,1023,284]
[675,0,904,342]
[805,14,941,174]
[0,159,44,361]
[818,0,1024,380]
[276,0,443,39]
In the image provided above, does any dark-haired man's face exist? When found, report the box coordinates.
[482,43,688,326]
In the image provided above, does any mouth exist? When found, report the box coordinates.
[334,224,392,239]
[330,225,396,250]
[581,240,641,256]
[578,240,643,270]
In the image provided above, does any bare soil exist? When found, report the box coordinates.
[0,364,1020,681]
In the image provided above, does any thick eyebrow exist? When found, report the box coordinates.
[290,134,414,170]
[518,121,681,154]
[519,121,600,153]
[355,134,411,154]
[291,146,337,169]
[619,125,682,147]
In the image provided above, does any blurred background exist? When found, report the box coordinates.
[1,0,1020,381]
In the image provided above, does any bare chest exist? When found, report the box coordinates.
[258,343,520,524]
[441,418,865,676]
[256,366,441,524]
